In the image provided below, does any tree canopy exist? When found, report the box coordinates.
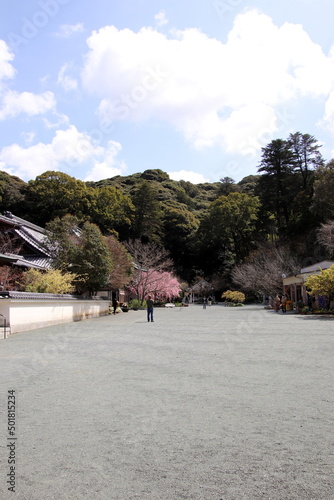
[196,192,260,274]
[0,132,333,298]
[45,215,113,293]
[25,171,92,225]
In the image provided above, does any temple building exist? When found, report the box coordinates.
[0,211,52,271]
[283,260,334,306]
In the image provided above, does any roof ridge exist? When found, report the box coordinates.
[1,212,45,233]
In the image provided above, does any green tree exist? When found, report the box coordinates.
[312,160,334,220]
[139,169,170,182]
[257,134,324,238]
[288,132,324,190]
[162,205,199,277]
[25,171,92,225]
[287,132,324,234]
[45,214,81,270]
[72,221,113,293]
[196,192,260,274]
[257,138,296,234]
[0,172,27,216]
[131,181,162,242]
[238,175,261,196]
[45,215,112,294]
[90,185,134,237]
[217,176,240,196]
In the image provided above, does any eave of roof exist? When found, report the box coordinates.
[13,228,50,256]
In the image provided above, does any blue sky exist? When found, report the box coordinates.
[0,0,334,184]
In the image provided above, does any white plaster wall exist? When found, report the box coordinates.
[0,299,110,336]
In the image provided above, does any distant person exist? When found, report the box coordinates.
[274,294,281,313]
[112,296,118,315]
[281,295,287,313]
[147,295,154,322]
[203,297,207,309]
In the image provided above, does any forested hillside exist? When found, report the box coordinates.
[1,132,333,296]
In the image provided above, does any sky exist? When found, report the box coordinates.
[0,0,334,185]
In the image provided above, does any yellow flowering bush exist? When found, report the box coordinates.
[22,268,76,294]
[221,290,246,303]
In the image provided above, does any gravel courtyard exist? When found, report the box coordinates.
[0,304,333,500]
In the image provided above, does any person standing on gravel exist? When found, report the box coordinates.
[281,295,287,313]
[274,294,281,313]
[147,295,154,322]
[112,296,118,315]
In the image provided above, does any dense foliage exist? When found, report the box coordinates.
[45,215,113,293]
[1,132,333,298]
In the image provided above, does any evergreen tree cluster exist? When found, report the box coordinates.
[0,132,333,294]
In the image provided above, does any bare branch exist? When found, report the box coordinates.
[317,220,334,258]
[232,245,299,296]
[125,239,173,271]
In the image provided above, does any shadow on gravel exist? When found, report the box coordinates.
[296,315,334,321]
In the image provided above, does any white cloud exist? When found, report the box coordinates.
[55,23,85,38]
[0,126,124,181]
[0,90,56,120]
[0,40,15,81]
[84,161,125,181]
[57,64,78,91]
[322,90,334,133]
[21,131,36,145]
[81,9,334,155]
[0,42,57,121]
[155,11,168,28]
[320,46,334,139]
[43,111,70,129]
[84,140,126,181]
[168,170,210,184]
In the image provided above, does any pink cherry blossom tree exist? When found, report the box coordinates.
[126,239,181,304]
[128,268,182,304]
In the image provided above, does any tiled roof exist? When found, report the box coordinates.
[0,211,50,258]
[0,212,45,233]
[0,291,82,300]
[0,212,52,269]
[16,255,53,269]
[14,228,50,256]
[0,252,52,270]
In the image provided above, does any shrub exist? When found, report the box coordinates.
[129,299,146,309]
[221,290,246,303]
[305,264,334,308]
[22,268,76,294]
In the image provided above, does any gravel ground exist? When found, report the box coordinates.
[0,304,333,500]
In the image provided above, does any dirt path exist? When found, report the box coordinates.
[0,304,333,499]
